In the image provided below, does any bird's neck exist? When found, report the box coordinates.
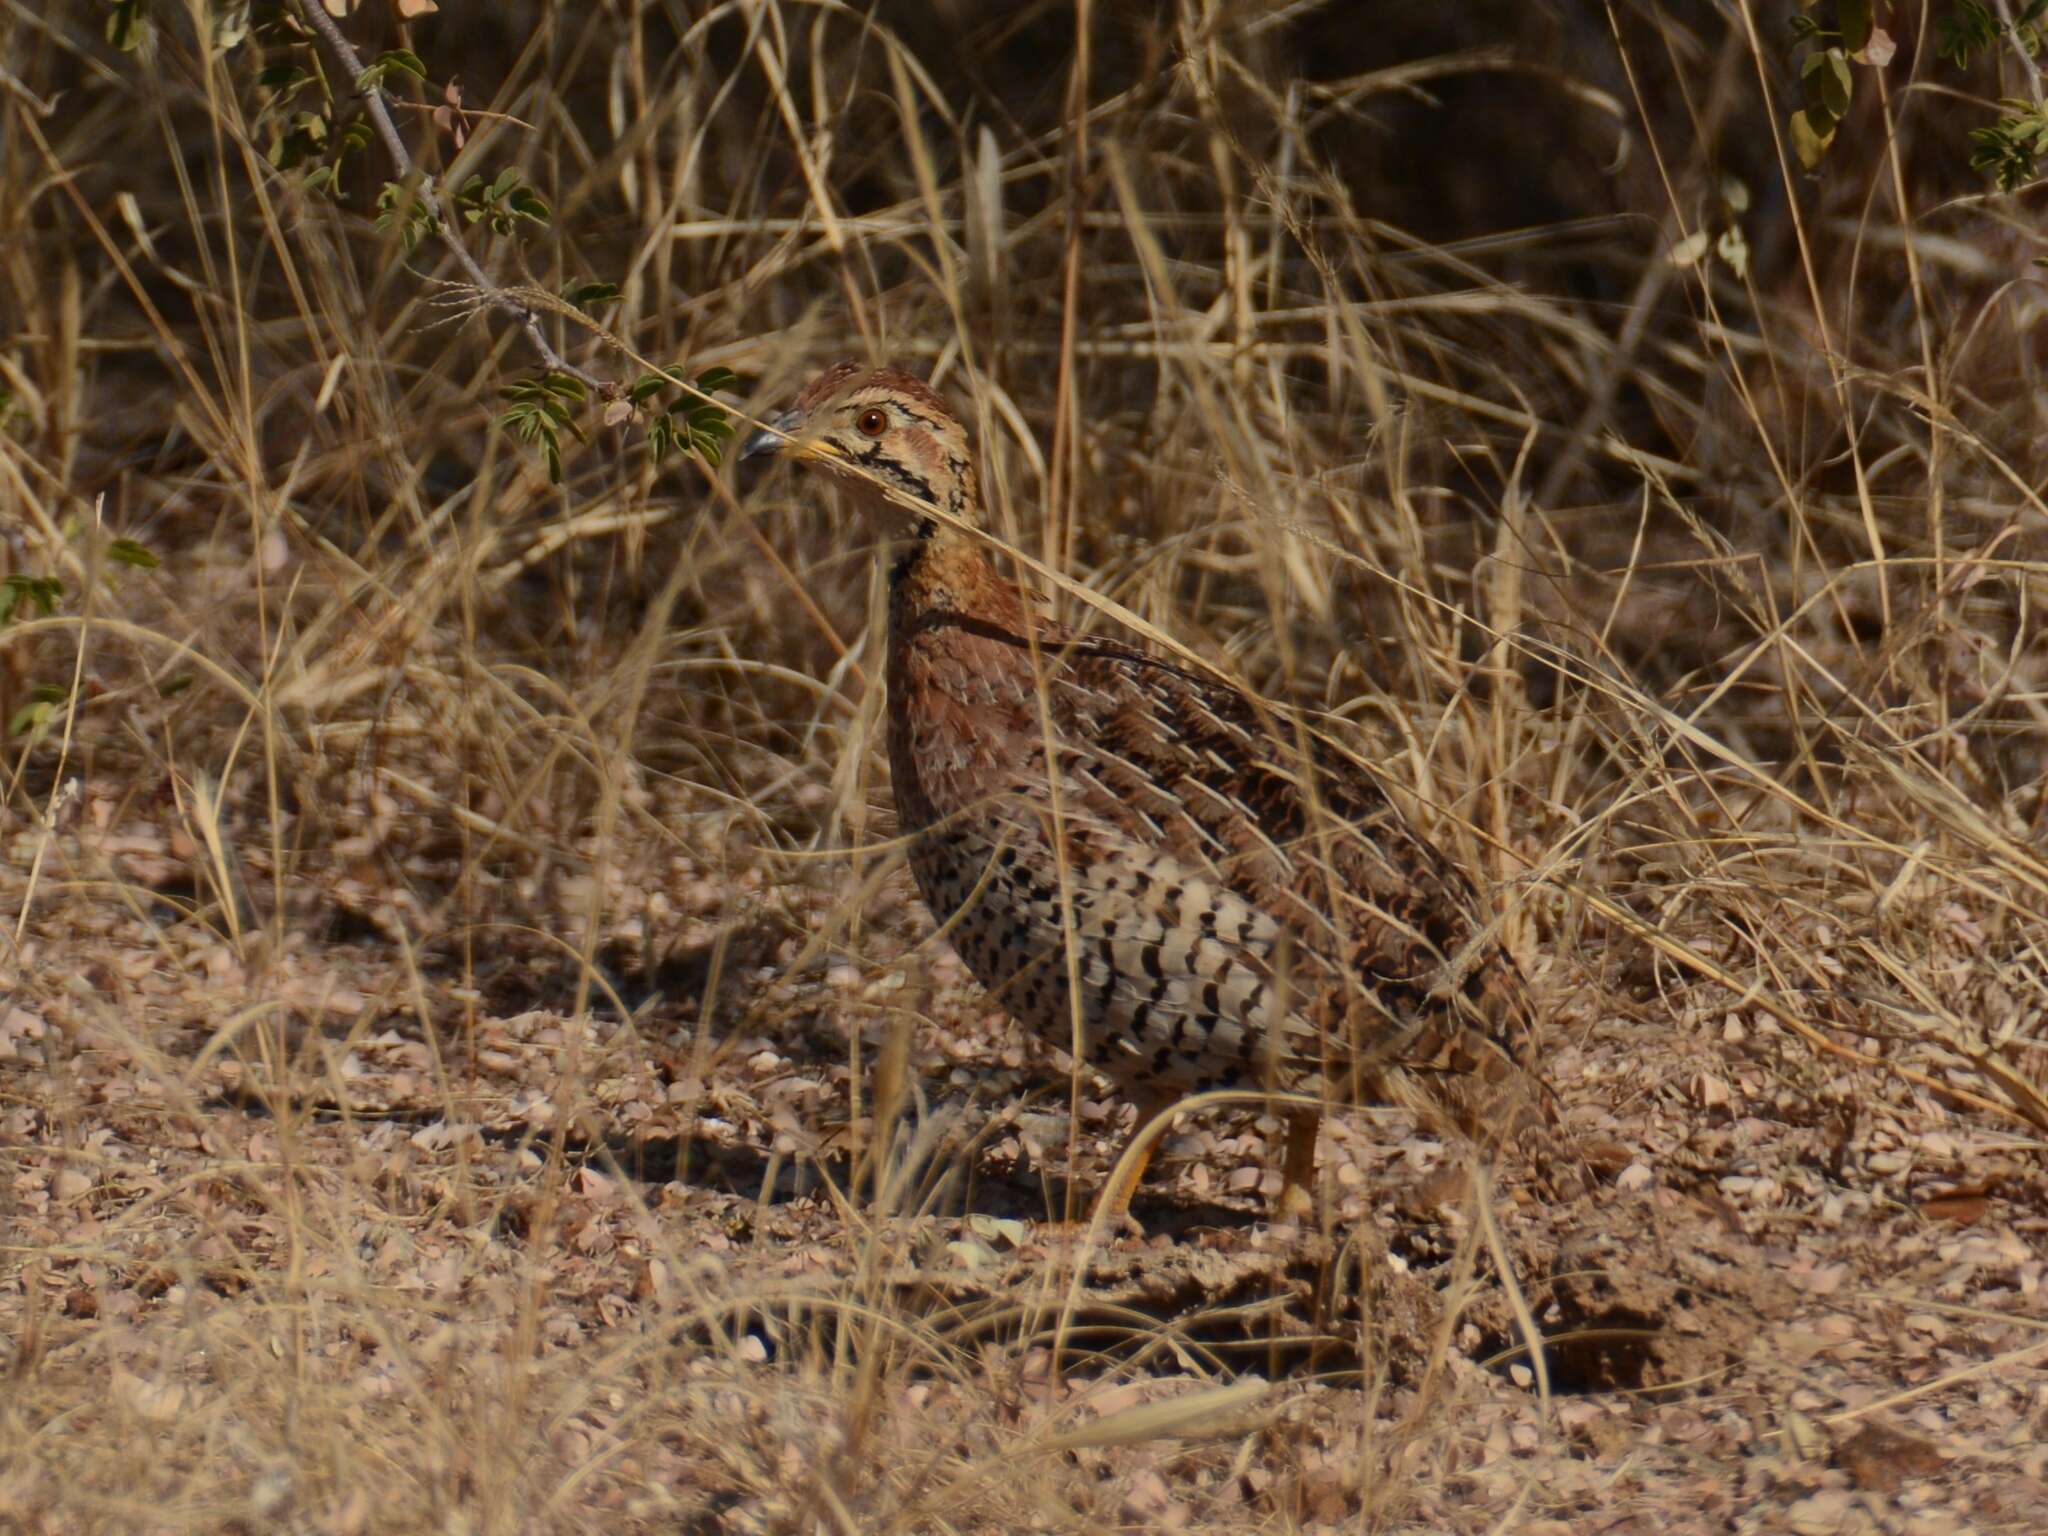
[886,517,1032,632]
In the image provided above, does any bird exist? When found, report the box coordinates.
[742,360,1544,1224]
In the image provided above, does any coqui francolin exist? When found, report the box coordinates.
[743,360,1545,1223]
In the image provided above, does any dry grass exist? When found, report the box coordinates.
[3,2,2046,1531]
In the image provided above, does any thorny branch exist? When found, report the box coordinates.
[286,0,605,390]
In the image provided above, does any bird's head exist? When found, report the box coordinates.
[741,361,980,532]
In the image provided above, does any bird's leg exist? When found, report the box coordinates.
[1276,1107,1322,1225]
[1091,1092,1178,1233]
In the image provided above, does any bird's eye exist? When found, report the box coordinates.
[856,408,889,438]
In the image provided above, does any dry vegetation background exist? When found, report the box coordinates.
[3,0,2047,1531]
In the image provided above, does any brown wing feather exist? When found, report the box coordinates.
[885,593,1537,1133]
[1053,638,1536,1091]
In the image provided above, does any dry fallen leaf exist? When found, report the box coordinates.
[1920,1190,1990,1225]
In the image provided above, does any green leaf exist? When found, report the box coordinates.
[374,183,439,256]
[1790,107,1836,168]
[10,694,60,739]
[564,280,621,308]
[1969,117,2041,191]
[107,537,159,570]
[1939,1,1999,67]
[377,48,426,82]
[1803,47,1853,120]
[1840,0,1872,52]
[356,51,425,94]
[635,369,740,468]
[1,573,64,623]
[686,393,734,466]
[490,166,520,200]
[502,374,593,481]
[506,188,551,224]
[106,0,147,52]
[648,412,680,467]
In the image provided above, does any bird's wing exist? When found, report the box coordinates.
[1043,636,1537,1097]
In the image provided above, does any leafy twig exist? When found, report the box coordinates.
[1995,0,2048,99]
[285,0,603,389]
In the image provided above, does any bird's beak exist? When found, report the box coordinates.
[740,407,803,463]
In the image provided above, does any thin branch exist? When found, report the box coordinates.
[1995,0,2048,102]
[0,64,59,118]
[287,0,605,389]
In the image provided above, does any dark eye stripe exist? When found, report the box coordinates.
[851,438,934,504]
